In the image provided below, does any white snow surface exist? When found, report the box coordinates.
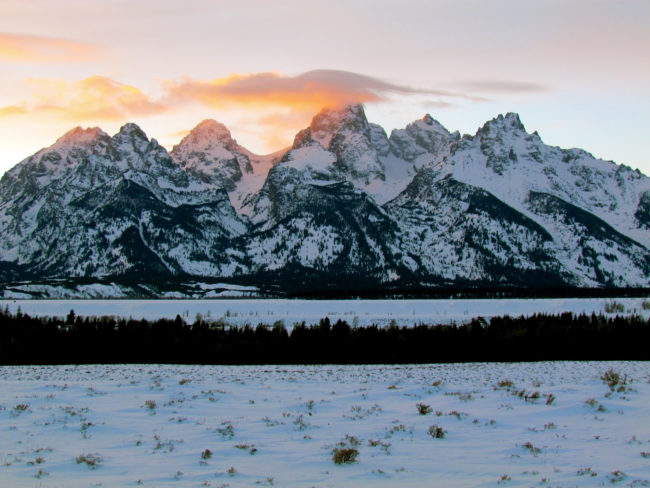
[1,298,649,326]
[437,114,650,248]
[0,362,648,487]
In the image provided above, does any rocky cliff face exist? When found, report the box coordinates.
[0,124,247,281]
[1,105,649,295]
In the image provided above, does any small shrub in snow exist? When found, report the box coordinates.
[496,380,514,390]
[293,414,309,430]
[367,439,391,454]
[332,447,359,464]
[642,299,650,310]
[11,403,29,416]
[545,393,556,405]
[525,391,540,402]
[608,470,627,483]
[416,403,433,415]
[498,474,511,483]
[34,469,48,479]
[601,369,627,392]
[521,442,541,456]
[201,449,212,460]
[143,400,156,412]
[448,410,466,420]
[445,391,472,401]
[76,453,102,469]
[216,422,235,439]
[343,435,361,447]
[428,425,446,439]
[256,477,274,486]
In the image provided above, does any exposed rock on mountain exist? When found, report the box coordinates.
[0,124,247,281]
[1,105,649,295]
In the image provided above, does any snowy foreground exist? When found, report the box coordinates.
[1,362,649,487]
[2,297,650,328]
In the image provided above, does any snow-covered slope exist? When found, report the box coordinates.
[439,113,650,248]
[0,124,247,280]
[1,106,648,291]
[384,113,650,287]
[171,119,285,214]
[242,104,427,223]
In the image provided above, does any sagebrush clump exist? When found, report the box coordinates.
[76,453,102,469]
[428,424,447,439]
[601,369,627,392]
[332,447,359,464]
[416,403,433,415]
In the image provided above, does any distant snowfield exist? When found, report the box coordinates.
[1,362,648,487]
[1,297,649,327]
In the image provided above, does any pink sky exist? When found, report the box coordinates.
[1,0,648,174]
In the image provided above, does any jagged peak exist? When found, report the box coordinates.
[115,122,148,141]
[314,103,366,123]
[479,112,527,136]
[54,126,108,147]
[190,119,232,141]
[410,114,451,135]
[305,103,369,149]
[172,119,238,156]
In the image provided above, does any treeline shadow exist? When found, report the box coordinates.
[0,308,648,365]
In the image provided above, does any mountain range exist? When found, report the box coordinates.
[1,104,649,297]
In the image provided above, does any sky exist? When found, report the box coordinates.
[1,0,649,176]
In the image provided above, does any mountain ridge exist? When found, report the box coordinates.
[1,104,648,297]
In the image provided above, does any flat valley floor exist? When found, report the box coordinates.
[1,362,649,487]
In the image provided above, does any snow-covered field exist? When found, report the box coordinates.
[1,297,649,327]
[1,362,648,487]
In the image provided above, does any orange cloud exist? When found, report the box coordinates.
[165,69,462,112]
[0,32,103,63]
[1,76,167,121]
[165,69,476,153]
[0,105,27,116]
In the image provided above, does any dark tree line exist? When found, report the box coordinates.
[0,307,648,365]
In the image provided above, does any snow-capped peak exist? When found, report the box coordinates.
[388,112,456,164]
[176,119,235,150]
[54,126,108,148]
[479,112,526,135]
[308,103,369,149]
[116,122,148,141]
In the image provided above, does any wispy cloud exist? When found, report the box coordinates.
[0,105,27,116]
[165,69,482,110]
[453,80,549,94]
[164,69,485,149]
[0,70,494,154]
[0,32,103,63]
[0,76,166,121]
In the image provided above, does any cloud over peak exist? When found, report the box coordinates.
[165,69,465,111]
